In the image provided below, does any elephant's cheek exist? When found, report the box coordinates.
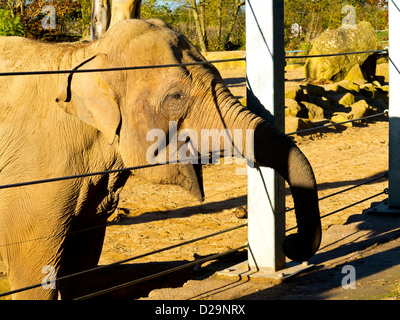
[118,141,144,168]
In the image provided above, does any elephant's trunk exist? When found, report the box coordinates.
[251,119,321,261]
[191,84,321,261]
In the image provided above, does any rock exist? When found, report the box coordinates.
[350,100,373,118]
[345,64,367,83]
[285,98,305,117]
[375,87,389,105]
[331,113,353,127]
[285,86,305,101]
[301,102,325,120]
[334,80,360,94]
[285,64,303,72]
[372,80,381,88]
[306,83,326,96]
[360,83,375,99]
[311,95,334,111]
[305,21,378,81]
[285,116,314,134]
[371,98,388,111]
[380,85,389,93]
[339,92,356,106]
[376,63,389,83]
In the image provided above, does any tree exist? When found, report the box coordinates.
[91,0,142,40]
[110,0,142,26]
[284,0,388,51]
[221,0,244,49]
[190,0,207,52]
[21,0,82,41]
[0,8,25,36]
[91,0,111,40]
[167,0,245,52]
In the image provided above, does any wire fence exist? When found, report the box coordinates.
[285,49,388,60]
[0,47,391,299]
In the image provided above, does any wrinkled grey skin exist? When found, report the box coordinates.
[0,19,321,299]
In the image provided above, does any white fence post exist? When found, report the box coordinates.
[388,1,400,210]
[246,0,286,272]
[219,0,314,280]
[368,1,400,214]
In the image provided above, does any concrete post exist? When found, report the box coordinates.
[388,1,400,210]
[246,0,286,271]
[368,1,400,214]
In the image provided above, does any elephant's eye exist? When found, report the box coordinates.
[163,92,184,105]
[171,93,184,100]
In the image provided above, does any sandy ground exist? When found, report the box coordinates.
[1,64,399,301]
[92,66,397,301]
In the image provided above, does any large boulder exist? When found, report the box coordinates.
[305,21,378,81]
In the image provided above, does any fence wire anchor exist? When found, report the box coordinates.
[216,260,314,283]
[365,189,400,215]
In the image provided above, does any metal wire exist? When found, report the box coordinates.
[0,110,388,190]
[0,153,218,190]
[285,49,388,60]
[0,47,391,299]
[0,223,247,298]
[285,172,388,213]
[74,244,248,300]
[286,110,388,136]
[286,189,388,233]
[0,57,246,77]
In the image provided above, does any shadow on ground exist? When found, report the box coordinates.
[89,210,400,300]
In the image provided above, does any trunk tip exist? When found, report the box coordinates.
[283,232,321,262]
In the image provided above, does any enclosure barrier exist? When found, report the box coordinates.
[0,105,388,299]
[0,0,392,299]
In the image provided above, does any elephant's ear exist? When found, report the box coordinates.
[56,54,120,144]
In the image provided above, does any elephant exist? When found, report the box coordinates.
[0,19,321,299]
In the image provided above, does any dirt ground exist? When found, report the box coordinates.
[93,66,398,301]
[1,64,399,301]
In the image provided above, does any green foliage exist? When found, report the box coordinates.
[284,0,388,52]
[0,9,25,36]
[141,0,245,52]
[141,0,181,26]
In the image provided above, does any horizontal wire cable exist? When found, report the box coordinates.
[0,48,390,299]
[0,111,388,190]
[285,172,388,213]
[75,244,247,300]
[0,49,386,77]
[75,189,388,299]
[0,224,247,298]
[286,110,388,136]
[0,153,219,190]
[285,49,388,59]
[286,189,388,233]
[0,57,246,77]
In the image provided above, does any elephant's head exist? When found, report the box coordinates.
[56,19,321,261]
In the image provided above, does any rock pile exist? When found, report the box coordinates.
[285,72,389,134]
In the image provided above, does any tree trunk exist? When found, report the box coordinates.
[91,0,142,41]
[110,0,142,28]
[217,0,222,44]
[223,0,245,49]
[189,0,207,53]
[91,0,111,40]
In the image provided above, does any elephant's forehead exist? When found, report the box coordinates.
[123,32,181,65]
